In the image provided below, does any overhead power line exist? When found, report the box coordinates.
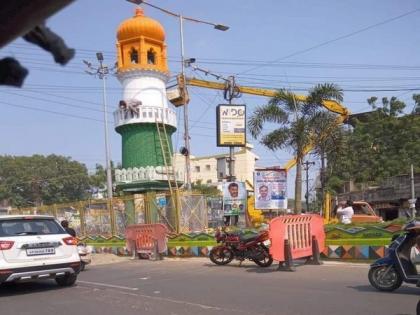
[240,7,420,74]
[0,100,218,137]
[0,100,103,123]
[2,91,108,114]
[7,44,420,71]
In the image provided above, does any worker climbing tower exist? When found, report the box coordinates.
[114,8,181,227]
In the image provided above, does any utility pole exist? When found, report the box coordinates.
[409,164,417,218]
[227,77,235,182]
[184,68,239,182]
[179,15,192,191]
[302,161,315,213]
[84,53,115,233]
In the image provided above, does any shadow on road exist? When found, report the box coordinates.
[348,284,420,296]
[0,281,69,297]
[202,262,301,273]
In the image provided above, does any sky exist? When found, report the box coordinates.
[1,0,419,198]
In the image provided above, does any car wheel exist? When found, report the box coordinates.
[55,274,77,287]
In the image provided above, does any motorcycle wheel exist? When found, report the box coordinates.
[368,265,402,292]
[209,247,234,265]
[80,261,86,272]
[253,245,273,267]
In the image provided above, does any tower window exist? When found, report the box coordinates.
[130,47,138,64]
[147,48,156,65]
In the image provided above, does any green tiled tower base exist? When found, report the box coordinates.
[116,123,175,168]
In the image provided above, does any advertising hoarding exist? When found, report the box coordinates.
[222,181,247,216]
[216,104,246,147]
[254,169,287,210]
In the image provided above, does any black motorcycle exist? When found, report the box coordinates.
[209,229,273,267]
[368,220,420,291]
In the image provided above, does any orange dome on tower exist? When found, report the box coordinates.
[117,8,165,42]
[116,8,168,74]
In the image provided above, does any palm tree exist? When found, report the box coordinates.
[248,90,311,214]
[306,84,344,207]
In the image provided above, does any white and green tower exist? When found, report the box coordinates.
[114,8,181,224]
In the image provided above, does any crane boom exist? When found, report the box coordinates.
[182,77,350,171]
[186,77,349,117]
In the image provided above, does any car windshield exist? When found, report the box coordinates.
[0,219,66,237]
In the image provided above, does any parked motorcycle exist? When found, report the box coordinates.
[209,228,273,267]
[368,220,420,291]
[77,242,92,271]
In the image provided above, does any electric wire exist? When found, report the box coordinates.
[239,8,420,74]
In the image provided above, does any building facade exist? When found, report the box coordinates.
[337,173,420,220]
[173,143,259,188]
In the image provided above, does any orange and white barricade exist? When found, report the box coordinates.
[269,214,325,271]
[125,223,168,260]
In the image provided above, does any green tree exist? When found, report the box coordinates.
[88,161,120,197]
[0,155,90,207]
[367,96,405,117]
[329,95,420,191]
[89,164,107,190]
[248,90,310,213]
[191,180,220,196]
[412,94,420,114]
[305,84,344,203]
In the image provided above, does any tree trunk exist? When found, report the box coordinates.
[294,158,303,214]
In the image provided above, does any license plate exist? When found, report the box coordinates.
[263,240,271,246]
[26,247,55,256]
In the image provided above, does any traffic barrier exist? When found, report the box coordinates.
[125,223,168,260]
[269,214,325,271]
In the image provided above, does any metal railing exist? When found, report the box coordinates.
[6,193,211,238]
[114,106,177,128]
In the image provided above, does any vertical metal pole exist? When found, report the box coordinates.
[302,161,314,213]
[305,163,309,212]
[101,73,113,201]
[180,15,192,191]
[79,201,86,238]
[99,62,115,235]
[228,96,235,182]
[229,147,235,181]
[410,164,416,218]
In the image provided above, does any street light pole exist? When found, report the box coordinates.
[99,62,113,203]
[410,164,417,218]
[83,53,113,201]
[302,161,315,213]
[179,15,192,191]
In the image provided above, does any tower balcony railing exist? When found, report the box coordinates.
[115,166,184,184]
[114,106,177,129]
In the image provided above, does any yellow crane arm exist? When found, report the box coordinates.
[186,77,350,118]
[177,76,350,173]
[185,77,350,171]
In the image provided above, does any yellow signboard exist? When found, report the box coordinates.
[216,104,246,147]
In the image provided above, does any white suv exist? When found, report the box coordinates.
[0,215,81,286]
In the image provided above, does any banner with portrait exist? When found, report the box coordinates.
[254,169,287,210]
[222,181,247,216]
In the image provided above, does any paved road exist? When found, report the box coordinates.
[0,258,418,315]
